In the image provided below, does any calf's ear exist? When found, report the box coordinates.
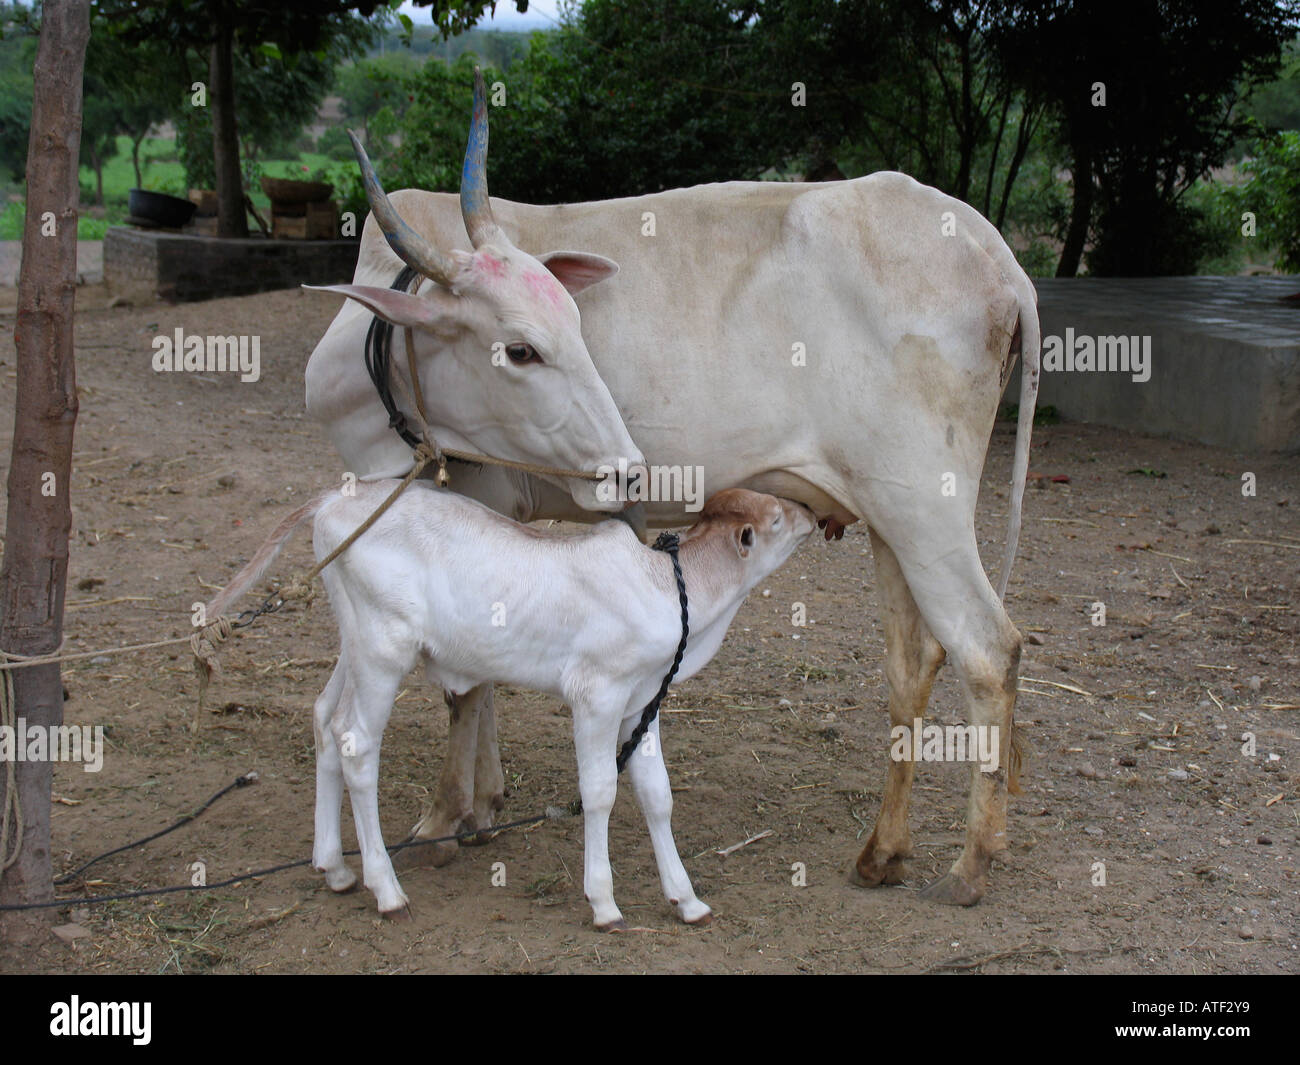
[537,251,619,295]
[303,284,459,330]
[734,524,755,558]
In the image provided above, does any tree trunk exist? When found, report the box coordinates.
[210,16,247,238]
[1056,145,1093,278]
[0,0,89,938]
[131,131,145,190]
[996,102,1039,233]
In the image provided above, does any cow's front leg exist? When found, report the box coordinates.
[624,716,711,926]
[572,697,625,931]
[404,683,496,868]
[851,530,946,888]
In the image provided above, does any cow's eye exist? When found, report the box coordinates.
[507,343,542,365]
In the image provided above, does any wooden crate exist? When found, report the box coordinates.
[272,199,337,240]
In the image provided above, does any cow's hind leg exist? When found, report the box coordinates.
[404,684,493,868]
[467,683,506,843]
[874,522,1022,907]
[850,529,946,889]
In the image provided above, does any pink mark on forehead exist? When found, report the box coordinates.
[474,252,508,281]
[522,268,568,310]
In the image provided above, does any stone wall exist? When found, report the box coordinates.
[1009,277,1300,453]
[104,227,361,304]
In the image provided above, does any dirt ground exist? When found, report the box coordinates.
[0,284,1295,974]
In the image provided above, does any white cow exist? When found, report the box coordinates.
[304,73,1040,906]
[208,485,815,927]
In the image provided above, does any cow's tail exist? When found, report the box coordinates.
[207,494,329,619]
[995,281,1040,602]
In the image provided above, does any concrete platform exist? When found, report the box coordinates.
[103,226,359,303]
[1028,277,1300,453]
[0,240,103,286]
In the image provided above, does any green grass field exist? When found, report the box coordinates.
[0,135,341,240]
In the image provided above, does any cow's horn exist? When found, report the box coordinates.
[349,129,458,287]
[460,67,500,249]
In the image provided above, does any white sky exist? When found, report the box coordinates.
[397,1,564,32]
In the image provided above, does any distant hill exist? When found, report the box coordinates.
[368,26,535,69]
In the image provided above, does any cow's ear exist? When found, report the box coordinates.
[536,251,619,295]
[303,284,456,329]
[734,523,755,559]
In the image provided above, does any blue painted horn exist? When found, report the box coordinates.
[348,129,457,286]
[460,66,500,248]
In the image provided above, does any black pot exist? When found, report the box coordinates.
[127,188,197,228]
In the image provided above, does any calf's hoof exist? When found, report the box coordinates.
[594,917,628,933]
[917,871,983,907]
[382,903,413,922]
[321,865,358,894]
[676,897,713,925]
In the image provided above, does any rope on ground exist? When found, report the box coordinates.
[53,771,260,886]
[0,808,568,911]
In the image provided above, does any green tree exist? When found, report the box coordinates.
[90,1,530,236]
[79,34,179,200]
[996,0,1300,276]
[335,50,422,147]
[387,1,777,203]
[0,7,36,184]
[1220,128,1300,272]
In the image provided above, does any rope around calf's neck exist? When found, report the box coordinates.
[614,532,689,775]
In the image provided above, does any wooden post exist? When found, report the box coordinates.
[0,0,89,937]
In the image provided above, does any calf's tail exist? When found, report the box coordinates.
[207,494,328,618]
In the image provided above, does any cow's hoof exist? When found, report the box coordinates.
[460,794,506,846]
[849,855,907,888]
[392,838,458,870]
[595,917,628,933]
[459,827,500,848]
[381,903,413,922]
[918,872,983,907]
[684,909,713,927]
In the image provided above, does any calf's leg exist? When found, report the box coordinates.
[334,659,409,917]
[623,716,711,925]
[572,694,627,931]
[312,658,356,893]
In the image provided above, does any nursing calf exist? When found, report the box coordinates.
[210,486,814,928]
